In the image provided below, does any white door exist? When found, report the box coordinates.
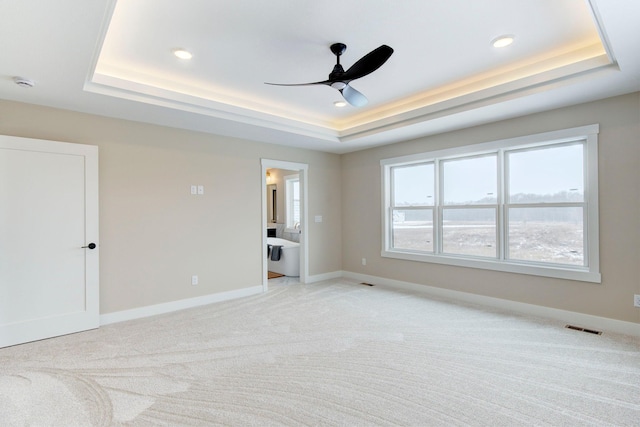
[0,135,99,348]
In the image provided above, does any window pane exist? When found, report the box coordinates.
[508,143,584,203]
[286,177,300,227]
[292,181,300,223]
[442,208,496,258]
[392,209,433,252]
[508,207,584,266]
[392,163,434,206]
[443,155,497,205]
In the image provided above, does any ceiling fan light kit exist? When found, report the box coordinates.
[266,42,394,107]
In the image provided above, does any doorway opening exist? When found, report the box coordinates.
[261,159,309,292]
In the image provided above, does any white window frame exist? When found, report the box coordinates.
[284,173,300,230]
[381,124,601,283]
[390,162,436,253]
[439,152,499,259]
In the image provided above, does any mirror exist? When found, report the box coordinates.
[267,184,277,223]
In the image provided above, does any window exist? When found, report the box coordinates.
[506,143,586,266]
[391,163,434,253]
[285,174,300,228]
[381,125,600,283]
[441,154,498,258]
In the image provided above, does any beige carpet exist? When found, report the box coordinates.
[0,279,638,426]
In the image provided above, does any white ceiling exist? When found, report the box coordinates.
[1,0,638,153]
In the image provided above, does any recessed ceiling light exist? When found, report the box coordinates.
[172,48,193,60]
[491,35,515,48]
[334,100,347,107]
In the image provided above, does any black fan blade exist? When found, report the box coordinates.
[340,84,368,107]
[341,45,393,82]
[265,80,330,87]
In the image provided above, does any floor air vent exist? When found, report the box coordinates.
[359,282,375,287]
[565,325,602,335]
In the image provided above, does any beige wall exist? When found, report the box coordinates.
[342,92,640,325]
[2,92,638,325]
[0,100,343,314]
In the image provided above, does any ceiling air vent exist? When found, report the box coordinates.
[13,77,35,88]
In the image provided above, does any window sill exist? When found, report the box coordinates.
[381,249,601,283]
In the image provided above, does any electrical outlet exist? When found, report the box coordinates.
[362,258,367,266]
[192,275,198,286]
[634,294,640,308]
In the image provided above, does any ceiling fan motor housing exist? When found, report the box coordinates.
[329,64,346,80]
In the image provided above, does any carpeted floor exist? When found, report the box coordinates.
[0,279,638,426]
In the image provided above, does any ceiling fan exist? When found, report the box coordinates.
[265,43,394,107]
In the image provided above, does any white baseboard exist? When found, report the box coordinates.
[306,270,343,283]
[99,272,638,337]
[100,285,263,326]
[342,271,640,337]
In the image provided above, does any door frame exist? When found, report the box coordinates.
[261,159,308,291]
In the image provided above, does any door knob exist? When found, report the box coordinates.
[82,243,97,250]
